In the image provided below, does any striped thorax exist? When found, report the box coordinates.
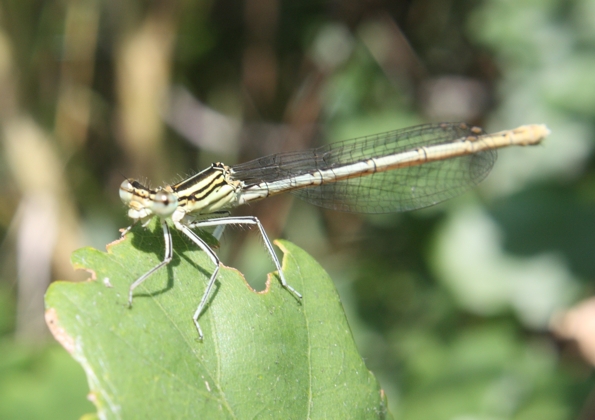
[170,163,242,219]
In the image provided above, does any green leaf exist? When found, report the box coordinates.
[45,220,389,419]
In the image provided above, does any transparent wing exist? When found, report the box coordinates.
[231,122,496,214]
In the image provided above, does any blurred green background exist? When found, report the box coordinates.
[1,0,594,419]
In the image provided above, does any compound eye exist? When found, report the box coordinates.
[151,190,178,216]
[119,179,134,204]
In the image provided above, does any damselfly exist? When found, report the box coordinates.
[119,122,549,339]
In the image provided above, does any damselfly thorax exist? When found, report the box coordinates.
[119,122,550,339]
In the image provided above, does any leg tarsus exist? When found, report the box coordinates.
[191,216,302,300]
[176,223,221,340]
[127,220,173,306]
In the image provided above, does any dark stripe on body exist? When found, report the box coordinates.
[182,178,226,204]
[173,167,226,199]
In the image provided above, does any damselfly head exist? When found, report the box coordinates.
[150,189,178,217]
[119,179,136,204]
[119,179,178,220]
